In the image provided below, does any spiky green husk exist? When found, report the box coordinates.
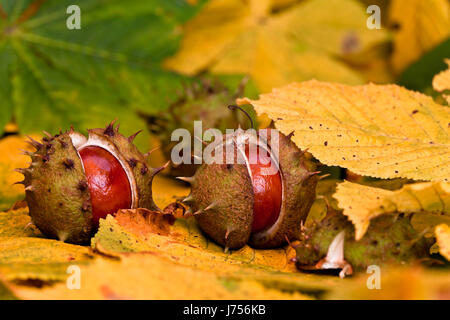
[143,78,248,177]
[88,123,161,211]
[190,162,254,249]
[18,123,162,244]
[250,130,318,248]
[183,129,318,250]
[20,132,93,244]
[295,210,433,271]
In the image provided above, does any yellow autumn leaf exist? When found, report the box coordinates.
[326,267,450,299]
[433,59,450,105]
[270,0,300,10]
[0,237,93,281]
[333,180,450,240]
[0,136,38,211]
[389,0,450,74]
[164,0,388,92]
[0,206,42,238]
[9,254,311,300]
[237,80,450,182]
[435,224,450,261]
[152,175,190,209]
[91,210,341,293]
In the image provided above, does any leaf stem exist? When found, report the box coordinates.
[0,5,7,20]
[228,105,254,129]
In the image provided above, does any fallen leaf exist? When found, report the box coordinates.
[10,254,311,300]
[0,135,37,211]
[325,267,450,299]
[237,80,450,182]
[0,207,42,238]
[92,211,340,293]
[114,208,175,238]
[333,180,450,240]
[164,0,388,92]
[389,0,450,74]
[433,59,450,104]
[152,175,190,209]
[435,224,450,261]
[0,237,93,281]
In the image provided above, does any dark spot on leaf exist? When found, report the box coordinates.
[341,32,360,54]
[390,21,401,30]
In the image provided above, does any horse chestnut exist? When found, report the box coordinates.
[181,108,318,250]
[17,122,165,244]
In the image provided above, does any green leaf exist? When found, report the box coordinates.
[398,37,450,96]
[0,0,201,142]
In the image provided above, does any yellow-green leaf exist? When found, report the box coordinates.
[389,0,450,74]
[0,206,42,238]
[326,267,450,299]
[10,254,311,300]
[92,210,340,293]
[0,136,37,211]
[237,80,450,182]
[333,180,450,240]
[152,175,190,209]
[0,237,93,281]
[164,0,388,92]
